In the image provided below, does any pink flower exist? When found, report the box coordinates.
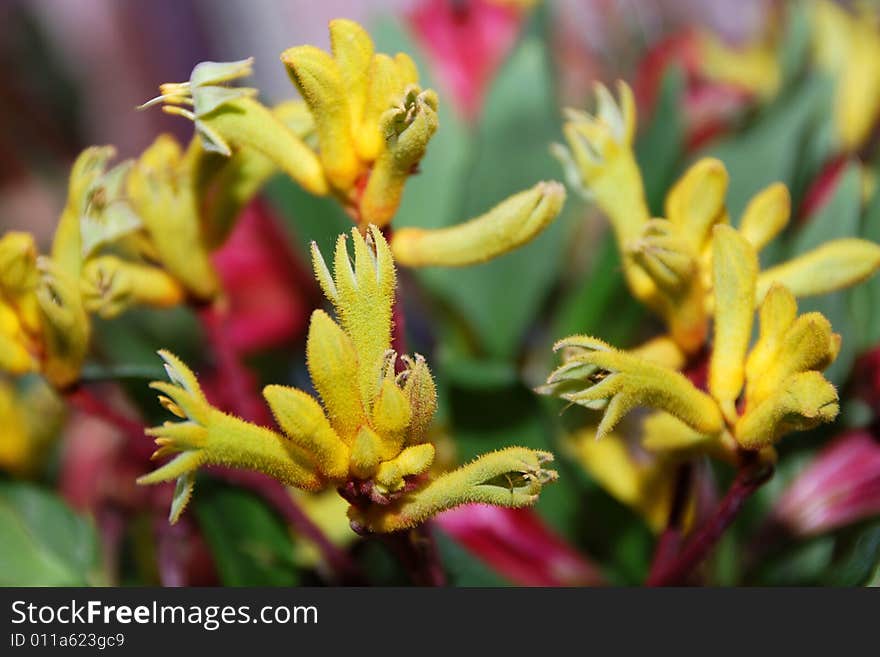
[211,199,317,355]
[407,0,524,121]
[436,503,603,586]
[772,431,880,536]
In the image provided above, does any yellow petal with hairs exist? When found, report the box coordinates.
[391,181,565,267]
[329,18,374,133]
[400,354,437,443]
[351,448,556,533]
[81,256,185,319]
[51,146,116,279]
[629,335,687,370]
[744,284,798,401]
[35,258,90,389]
[734,371,839,449]
[200,97,328,195]
[709,225,757,414]
[756,238,880,301]
[665,158,729,252]
[374,443,436,494]
[540,336,723,438]
[305,310,366,442]
[263,385,350,480]
[350,425,383,479]
[282,45,360,191]
[746,310,839,408]
[738,183,790,252]
[370,376,411,458]
[0,232,41,335]
[356,53,403,162]
[315,226,396,405]
[126,135,219,300]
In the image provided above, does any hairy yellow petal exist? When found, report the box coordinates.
[391,181,565,267]
[735,371,839,449]
[352,448,556,533]
[756,238,880,301]
[370,377,411,458]
[355,53,403,162]
[541,336,724,438]
[665,158,729,252]
[81,255,185,319]
[709,225,758,412]
[329,18,374,134]
[35,258,90,389]
[201,97,328,196]
[745,284,797,400]
[321,226,396,405]
[305,310,366,442]
[374,443,435,495]
[281,45,359,191]
[51,146,116,279]
[738,183,790,252]
[350,425,383,479]
[400,354,437,443]
[746,307,839,408]
[263,385,349,480]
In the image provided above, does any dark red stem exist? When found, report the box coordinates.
[647,461,694,582]
[381,523,447,586]
[65,385,150,453]
[647,457,774,586]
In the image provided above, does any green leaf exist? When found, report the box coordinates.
[788,163,862,385]
[193,481,300,586]
[825,521,880,586]
[636,65,685,215]
[264,174,352,263]
[434,528,510,586]
[698,75,833,221]
[552,232,647,346]
[0,481,102,586]
[396,27,568,359]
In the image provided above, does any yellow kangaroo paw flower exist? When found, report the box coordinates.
[391,181,565,267]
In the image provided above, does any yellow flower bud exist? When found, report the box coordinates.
[282,45,360,191]
[81,255,186,319]
[360,87,439,226]
[351,448,557,533]
[738,183,790,252]
[540,336,723,439]
[35,258,90,389]
[665,158,729,253]
[263,384,350,480]
[735,371,839,449]
[390,181,565,267]
[756,238,880,301]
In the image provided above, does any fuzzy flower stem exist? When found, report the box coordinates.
[646,461,694,582]
[648,456,773,586]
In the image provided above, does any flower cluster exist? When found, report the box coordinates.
[139,226,557,530]
[543,79,880,527]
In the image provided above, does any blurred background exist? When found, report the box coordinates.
[1,0,879,587]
